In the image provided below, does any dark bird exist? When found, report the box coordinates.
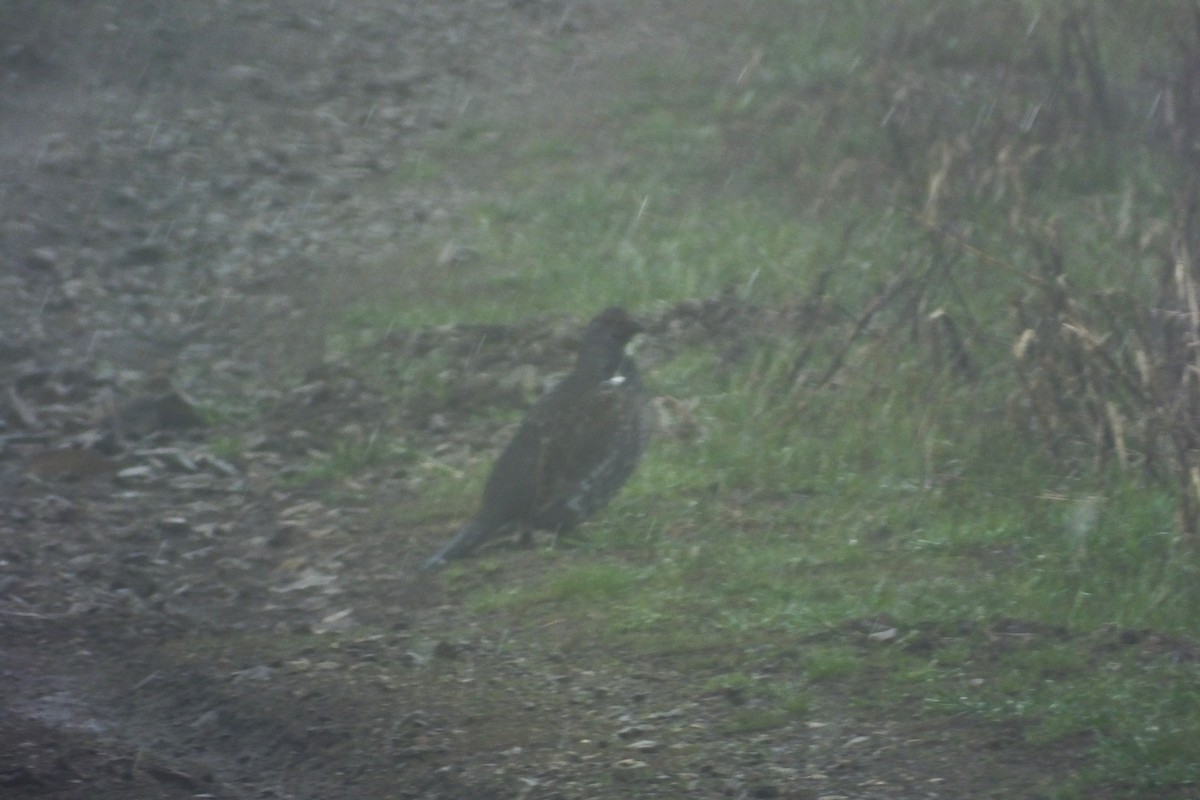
[421,307,651,571]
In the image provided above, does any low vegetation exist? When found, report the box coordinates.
[332,2,1200,795]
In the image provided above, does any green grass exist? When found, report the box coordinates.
[916,636,1200,790]
[282,433,410,487]
[349,177,845,329]
[325,1,1200,795]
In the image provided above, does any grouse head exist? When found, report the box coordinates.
[578,307,643,379]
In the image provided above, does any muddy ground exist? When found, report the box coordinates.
[0,2,1106,798]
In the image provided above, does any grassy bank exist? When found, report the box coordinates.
[334,2,1200,794]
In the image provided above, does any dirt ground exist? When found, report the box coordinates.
[0,2,1112,798]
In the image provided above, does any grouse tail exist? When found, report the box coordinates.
[420,518,490,572]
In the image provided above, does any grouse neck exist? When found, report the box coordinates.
[573,338,629,383]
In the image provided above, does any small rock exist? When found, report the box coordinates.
[61,278,89,300]
[168,473,220,491]
[26,247,58,272]
[432,640,459,660]
[197,453,239,476]
[436,242,478,267]
[616,725,652,740]
[644,707,687,720]
[116,464,156,484]
[314,608,355,634]
[227,64,266,81]
[612,759,650,782]
[112,185,142,206]
[231,665,274,683]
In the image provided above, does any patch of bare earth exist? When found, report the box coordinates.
[0,2,1115,798]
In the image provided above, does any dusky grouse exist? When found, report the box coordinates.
[421,307,650,571]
